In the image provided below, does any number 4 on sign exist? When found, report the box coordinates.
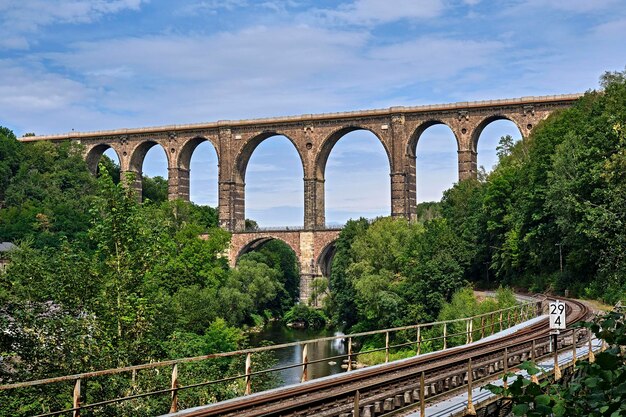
[549,300,566,330]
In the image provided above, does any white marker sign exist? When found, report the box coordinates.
[549,300,566,330]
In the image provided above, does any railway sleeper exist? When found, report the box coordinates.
[383,398,394,411]
[404,390,413,404]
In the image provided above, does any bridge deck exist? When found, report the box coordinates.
[413,336,602,417]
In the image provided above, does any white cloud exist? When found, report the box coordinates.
[501,0,622,17]
[318,0,444,26]
[176,0,248,15]
[24,25,502,135]
[0,0,145,49]
[530,0,620,13]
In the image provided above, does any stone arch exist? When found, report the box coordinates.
[408,120,460,204]
[314,126,392,179]
[173,136,220,203]
[316,239,338,279]
[232,234,301,267]
[85,143,121,175]
[129,140,170,173]
[470,114,524,152]
[234,131,305,183]
[177,136,220,170]
[407,120,460,158]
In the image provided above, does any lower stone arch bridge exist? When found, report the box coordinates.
[227,228,341,305]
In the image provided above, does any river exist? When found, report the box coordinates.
[248,321,347,386]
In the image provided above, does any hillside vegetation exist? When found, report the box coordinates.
[325,69,626,331]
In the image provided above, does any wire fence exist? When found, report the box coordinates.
[0,301,540,417]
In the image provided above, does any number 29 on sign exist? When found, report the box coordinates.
[549,300,566,331]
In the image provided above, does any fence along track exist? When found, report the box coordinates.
[164,297,590,417]
[1,301,541,416]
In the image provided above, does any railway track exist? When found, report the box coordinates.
[166,297,590,417]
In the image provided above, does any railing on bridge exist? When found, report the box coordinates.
[335,323,599,417]
[0,302,540,416]
[243,226,344,232]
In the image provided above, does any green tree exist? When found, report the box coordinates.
[219,259,285,326]
[0,127,22,205]
[0,140,96,247]
[487,311,626,416]
[142,175,168,203]
[239,239,300,309]
[326,218,370,328]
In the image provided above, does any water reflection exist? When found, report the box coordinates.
[249,322,346,386]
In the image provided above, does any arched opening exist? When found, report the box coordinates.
[317,240,338,280]
[474,118,523,173]
[182,139,219,207]
[131,141,169,203]
[239,134,304,228]
[237,237,300,306]
[86,144,121,179]
[100,148,121,183]
[320,129,390,226]
[412,123,458,205]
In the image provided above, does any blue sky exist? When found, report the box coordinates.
[1,0,625,227]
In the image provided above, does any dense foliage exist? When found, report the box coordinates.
[283,304,327,329]
[0,133,296,415]
[438,69,626,303]
[324,69,626,333]
[487,311,626,416]
[326,216,471,331]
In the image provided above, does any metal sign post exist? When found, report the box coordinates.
[549,300,566,380]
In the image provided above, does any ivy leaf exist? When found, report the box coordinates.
[512,404,529,415]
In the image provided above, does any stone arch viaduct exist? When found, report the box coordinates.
[24,94,581,304]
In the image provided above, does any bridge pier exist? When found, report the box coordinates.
[168,167,190,201]
[121,170,143,201]
[304,178,325,229]
[218,181,246,232]
[458,149,478,181]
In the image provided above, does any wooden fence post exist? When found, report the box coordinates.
[169,364,179,413]
[480,316,485,339]
[72,378,81,417]
[420,371,426,417]
[503,347,509,389]
[245,353,252,395]
[443,323,447,350]
[347,337,353,371]
[416,327,421,355]
[301,344,309,383]
[467,359,476,415]
[385,332,390,363]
